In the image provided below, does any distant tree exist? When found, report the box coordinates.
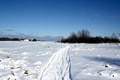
[12,38,20,41]
[60,29,119,43]
[0,37,20,41]
[0,37,8,41]
[103,37,110,43]
[67,32,78,43]
[95,36,104,43]
[32,38,37,42]
[77,29,90,43]
[110,33,119,43]
[77,29,90,38]
[60,37,65,43]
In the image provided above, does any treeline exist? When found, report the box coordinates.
[60,30,120,43]
[0,37,20,41]
[0,37,38,41]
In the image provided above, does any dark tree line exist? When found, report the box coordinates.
[0,37,38,41]
[60,30,120,43]
[0,37,20,41]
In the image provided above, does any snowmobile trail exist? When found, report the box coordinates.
[39,46,72,80]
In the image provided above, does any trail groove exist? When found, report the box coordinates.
[39,46,72,80]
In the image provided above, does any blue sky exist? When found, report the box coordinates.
[0,0,120,39]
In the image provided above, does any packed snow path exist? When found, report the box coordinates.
[39,46,72,80]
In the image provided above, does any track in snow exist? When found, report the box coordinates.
[39,46,72,80]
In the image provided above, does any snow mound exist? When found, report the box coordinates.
[39,46,72,80]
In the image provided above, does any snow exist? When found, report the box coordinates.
[0,41,120,80]
[39,46,71,80]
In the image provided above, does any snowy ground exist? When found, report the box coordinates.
[0,41,120,80]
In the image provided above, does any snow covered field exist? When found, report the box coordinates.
[0,41,120,80]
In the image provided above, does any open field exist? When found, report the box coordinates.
[0,41,120,80]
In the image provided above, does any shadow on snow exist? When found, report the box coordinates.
[85,56,120,66]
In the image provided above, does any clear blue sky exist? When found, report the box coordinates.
[0,0,120,38]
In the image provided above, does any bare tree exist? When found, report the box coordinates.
[77,29,90,38]
[67,32,77,43]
